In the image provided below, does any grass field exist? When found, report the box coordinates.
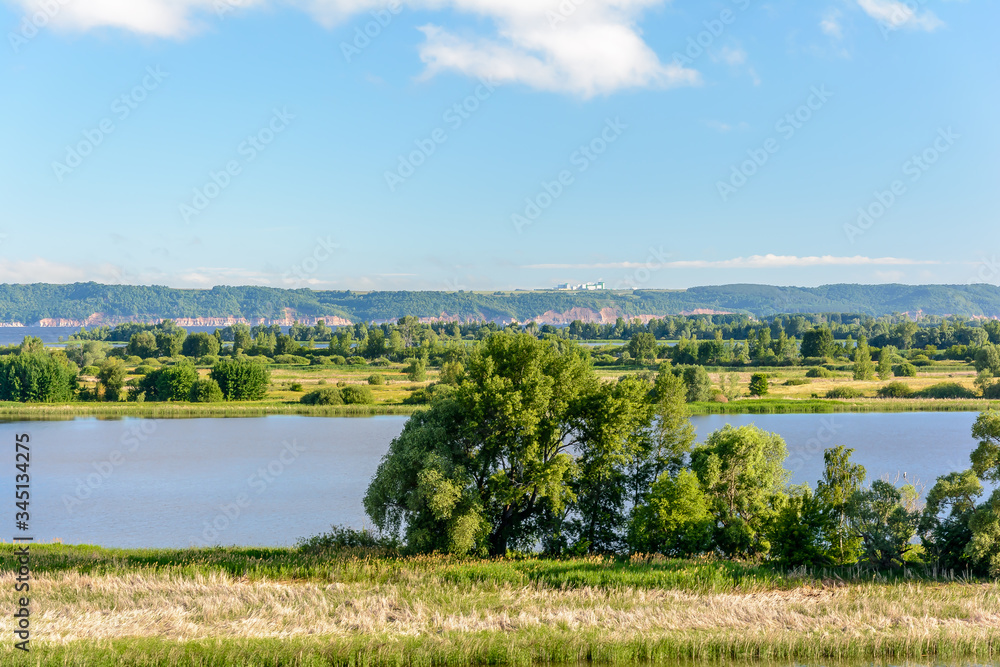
[1,544,998,665]
[2,357,995,420]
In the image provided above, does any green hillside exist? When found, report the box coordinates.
[1,282,999,323]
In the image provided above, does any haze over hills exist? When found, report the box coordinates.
[0,283,998,327]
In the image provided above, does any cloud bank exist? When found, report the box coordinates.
[523,255,940,270]
[7,0,698,96]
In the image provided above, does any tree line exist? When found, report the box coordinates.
[362,332,1000,576]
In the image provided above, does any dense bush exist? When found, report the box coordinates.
[81,365,101,377]
[894,362,918,377]
[273,354,311,365]
[783,378,809,386]
[368,374,385,386]
[296,525,399,553]
[134,364,198,401]
[826,386,863,399]
[914,382,977,399]
[875,382,914,399]
[133,365,156,376]
[805,367,835,378]
[347,356,368,366]
[749,373,769,396]
[210,359,271,401]
[330,355,347,365]
[342,385,375,405]
[0,353,77,403]
[189,378,224,403]
[300,387,343,405]
[402,383,455,405]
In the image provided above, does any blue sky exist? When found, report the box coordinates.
[1,0,997,291]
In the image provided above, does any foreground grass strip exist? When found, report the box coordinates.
[1,546,998,665]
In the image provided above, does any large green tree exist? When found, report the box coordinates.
[815,445,867,564]
[364,332,652,556]
[689,425,790,557]
[210,359,271,400]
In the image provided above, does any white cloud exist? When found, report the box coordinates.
[523,255,940,270]
[855,0,943,32]
[820,9,843,39]
[7,0,698,97]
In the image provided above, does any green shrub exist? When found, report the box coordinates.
[893,362,918,377]
[300,387,344,406]
[330,355,347,365]
[805,367,834,378]
[342,385,375,405]
[826,386,863,399]
[310,356,333,366]
[289,382,304,392]
[346,356,368,366]
[368,373,385,386]
[189,378,224,403]
[141,357,161,366]
[274,354,310,365]
[783,378,809,386]
[82,365,101,377]
[296,525,399,553]
[402,383,455,405]
[133,365,156,376]
[876,381,914,399]
[914,382,977,399]
[198,354,219,367]
[210,359,271,401]
[748,373,769,397]
[0,353,77,403]
[982,381,1000,399]
[135,363,198,402]
[370,357,392,367]
[910,355,933,367]
[125,355,144,366]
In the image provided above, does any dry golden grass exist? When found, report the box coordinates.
[5,569,998,647]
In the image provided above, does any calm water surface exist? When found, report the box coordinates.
[0,412,988,548]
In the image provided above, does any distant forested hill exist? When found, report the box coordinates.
[0,283,998,324]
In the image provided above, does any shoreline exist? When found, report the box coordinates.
[0,398,997,421]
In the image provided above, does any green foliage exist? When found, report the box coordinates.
[135,364,198,402]
[893,362,918,377]
[127,331,158,359]
[182,332,220,358]
[342,385,375,405]
[967,412,1000,575]
[627,332,657,365]
[439,361,464,386]
[768,488,832,567]
[800,327,835,358]
[189,378,224,403]
[365,332,650,557]
[689,425,790,557]
[974,344,1000,376]
[296,525,399,554]
[853,336,875,381]
[805,366,835,378]
[876,382,914,399]
[405,357,427,382]
[678,365,712,403]
[920,470,984,573]
[210,359,271,401]
[846,480,921,569]
[825,387,863,399]
[628,470,713,556]
[914,382,977,399]
[877,346,895,381]
[97,358,127,402]
[367,373,385,386]
[0,353,77,403]
[347,356,367,366]
[273,354,310,365]
[748,373,769,397]
[816,446,866,564]
[300,387,343,406]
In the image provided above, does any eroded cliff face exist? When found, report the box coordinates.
[27,314,353,327]
[14,308,732,328]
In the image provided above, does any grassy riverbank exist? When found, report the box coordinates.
[2,544,997,665]
[2,397,997,420]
